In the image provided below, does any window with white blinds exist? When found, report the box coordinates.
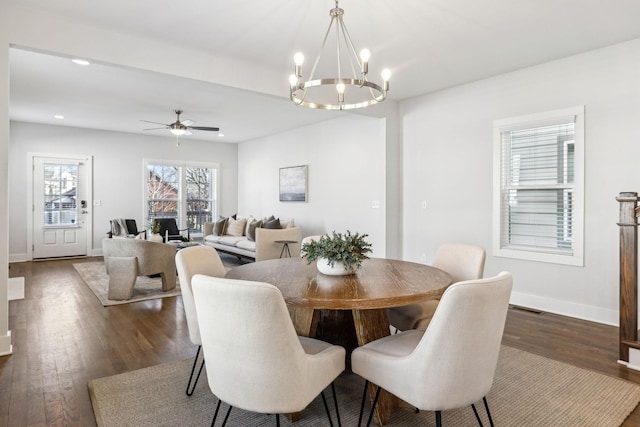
[493,106,584,266]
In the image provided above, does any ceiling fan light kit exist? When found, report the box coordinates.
[289,0,391,110]
[141,110,219,144]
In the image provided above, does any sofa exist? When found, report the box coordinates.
[202,215,302,261]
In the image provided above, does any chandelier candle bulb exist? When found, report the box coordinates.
[359,49,370,74]
[382,68,391,91]
[294,52,304,77]
[289,74,299,88]
[336,82,346,104]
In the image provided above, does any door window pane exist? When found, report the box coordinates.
[43,163,78,226]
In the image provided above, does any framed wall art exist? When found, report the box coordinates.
[279,165,308,202]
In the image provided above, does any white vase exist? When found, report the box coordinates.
[316,257,356,276]
[148,233,163,243]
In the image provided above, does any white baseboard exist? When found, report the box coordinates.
[510,291,619,326]
[8,277,25,301]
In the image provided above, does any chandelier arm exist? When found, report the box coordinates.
[337,17,362,87]
[308,15,337,82]
[338,15,364,73]
[336,16,342,83]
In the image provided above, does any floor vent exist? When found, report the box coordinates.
[509,304,544,315]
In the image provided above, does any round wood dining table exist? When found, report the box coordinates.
[225,256,452,425]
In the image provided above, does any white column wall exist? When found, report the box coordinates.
[0,4,11,355]
[400,38,640,325]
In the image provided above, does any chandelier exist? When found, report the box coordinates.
[289,0,391,110]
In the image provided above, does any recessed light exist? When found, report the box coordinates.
[54,115,64,119]
[71,58,90,66]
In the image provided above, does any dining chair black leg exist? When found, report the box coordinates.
[211,399,222,427]
[483,397,495,427]
[435,411,442,427]
[471,403,484,426]
[320,390,335,427]
[331,382,342,427]
[186,345,205,396]
[275,414,280,427]
[220,405,233,427]
[365,386,382,427]
[357,380,369,427]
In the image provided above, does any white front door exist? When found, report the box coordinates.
[32,155,91,259]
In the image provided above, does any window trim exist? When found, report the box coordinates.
[492,106,585,266]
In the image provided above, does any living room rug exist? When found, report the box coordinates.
[88,345,640,427]
[73,261,181,306]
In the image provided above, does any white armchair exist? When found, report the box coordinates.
[352,272,512,427]
[191,275,345,426]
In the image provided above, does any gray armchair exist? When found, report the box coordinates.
[102,238,176,300]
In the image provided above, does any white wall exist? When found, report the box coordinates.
[238,115,388,258]
[9,122,238,261]
[400,38,640,325]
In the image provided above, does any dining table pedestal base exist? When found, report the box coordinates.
[288,306,399,425]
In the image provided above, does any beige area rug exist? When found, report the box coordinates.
[88,345,640,426]
[73,261,181,306]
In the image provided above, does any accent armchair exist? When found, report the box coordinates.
[108,218,146,239]
[102,238,176,300]
[155,218,190,243]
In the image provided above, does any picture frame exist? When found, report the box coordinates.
[279,165,308,202]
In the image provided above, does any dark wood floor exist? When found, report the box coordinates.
[2,257,640,426]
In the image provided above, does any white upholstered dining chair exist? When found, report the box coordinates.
[352,272,512,427]
[192,275,346,426]
[388,243,486,331]
[175,245,226,396]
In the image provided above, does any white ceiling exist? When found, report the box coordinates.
[9,0,640,143]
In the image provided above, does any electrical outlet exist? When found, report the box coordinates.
[421,200,427,209]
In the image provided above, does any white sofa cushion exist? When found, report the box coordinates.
[205,235,223,243]
[236,240,256,251]
[219,236,245,246]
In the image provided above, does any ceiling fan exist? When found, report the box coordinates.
[141,110,220,136]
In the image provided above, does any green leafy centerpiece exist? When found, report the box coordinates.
[301,231,372,275]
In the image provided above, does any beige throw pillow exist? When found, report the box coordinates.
[226,217,247,237]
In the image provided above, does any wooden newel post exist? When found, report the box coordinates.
[617,192,639,362]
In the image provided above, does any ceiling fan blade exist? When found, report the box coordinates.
[185,130,193,136]
[140,120,169,126]
[181,119,194,126]
[143,127,168,131]
[189,126,220,132]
